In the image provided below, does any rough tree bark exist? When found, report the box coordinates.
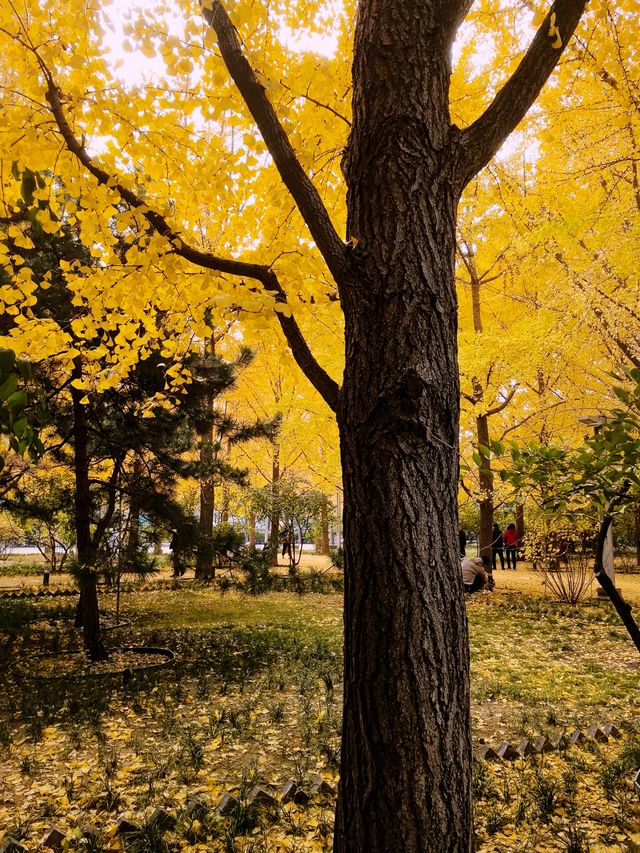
[335,6,471,845]
[220,439,231,524]
[458,241,518,561]
[321,498,330,555]
[467,249,494,559]
[515,502,525,544]
[476,402,494,559]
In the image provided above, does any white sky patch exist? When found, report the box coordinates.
[101,0,338,86]
[278,23,337,58]
[101,0,185,83]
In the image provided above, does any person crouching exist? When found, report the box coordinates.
[462,554,492,594]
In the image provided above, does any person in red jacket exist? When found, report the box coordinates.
[503,523,519,570]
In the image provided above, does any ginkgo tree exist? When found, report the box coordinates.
[455,161,611,555]
[0,0,605,847]
[229,330,341,556]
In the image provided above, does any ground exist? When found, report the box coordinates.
[0,556,638,851]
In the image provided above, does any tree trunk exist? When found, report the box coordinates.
[515,502,525,545]
[248,511,256,548]
[220,439,231,523]
[71,357,106,661]
[595,508,640,653]
[321,498,330,555]
[269,448,280,567]
[196,337,216,579]
[336,12,473,845]
[468,255,494,561]
[476,410,494,561]
[196,437,214,578]
[125,453,143,562]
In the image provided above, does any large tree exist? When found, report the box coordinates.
[1,0,593,847]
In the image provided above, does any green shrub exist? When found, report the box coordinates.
[239,547,273,595]
[329,546,343,569]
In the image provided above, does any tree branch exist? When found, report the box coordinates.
[457,0,588,186]
[279,79,352,127]
[594,484,640,654]
[259,270,340,412]
[90,454,124,555]
[202,0,350,286]
[43,78,340,412]
[498,398,564,441]
[486,385,517,418]
[436,0,476,33]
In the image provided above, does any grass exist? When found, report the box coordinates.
[0,566,639,850]
[126,588,344,635]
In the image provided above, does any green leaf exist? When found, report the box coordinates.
[612,386,631,405]
[15,358,32,381]
[0,349,16,374]
[0,374,18,401]
[11,416,27,437]
[7,389,27,411]
[20,169,37,206]
[628,367,640,384]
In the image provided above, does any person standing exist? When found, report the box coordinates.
[281,524,294,565]
[503,523,519,570]
[491,523,505,570]
[458,526,467,558]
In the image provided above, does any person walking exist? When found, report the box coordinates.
[503,523,519,570]
[491,523,505,570]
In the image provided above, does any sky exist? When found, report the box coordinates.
[102,0,338,86]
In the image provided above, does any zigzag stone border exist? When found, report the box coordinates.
[4,724,640,853]
[0,777,338,852]
[476,719,639,761]
[0,588,76,600]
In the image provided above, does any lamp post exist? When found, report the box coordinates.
[578,414,615,591]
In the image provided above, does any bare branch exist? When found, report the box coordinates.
[485,385,517,418]
[498,398,565,440]
[457,0,589,186]
[261,269,340,412]
[202,1,350,286]
[279,79,351,128]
